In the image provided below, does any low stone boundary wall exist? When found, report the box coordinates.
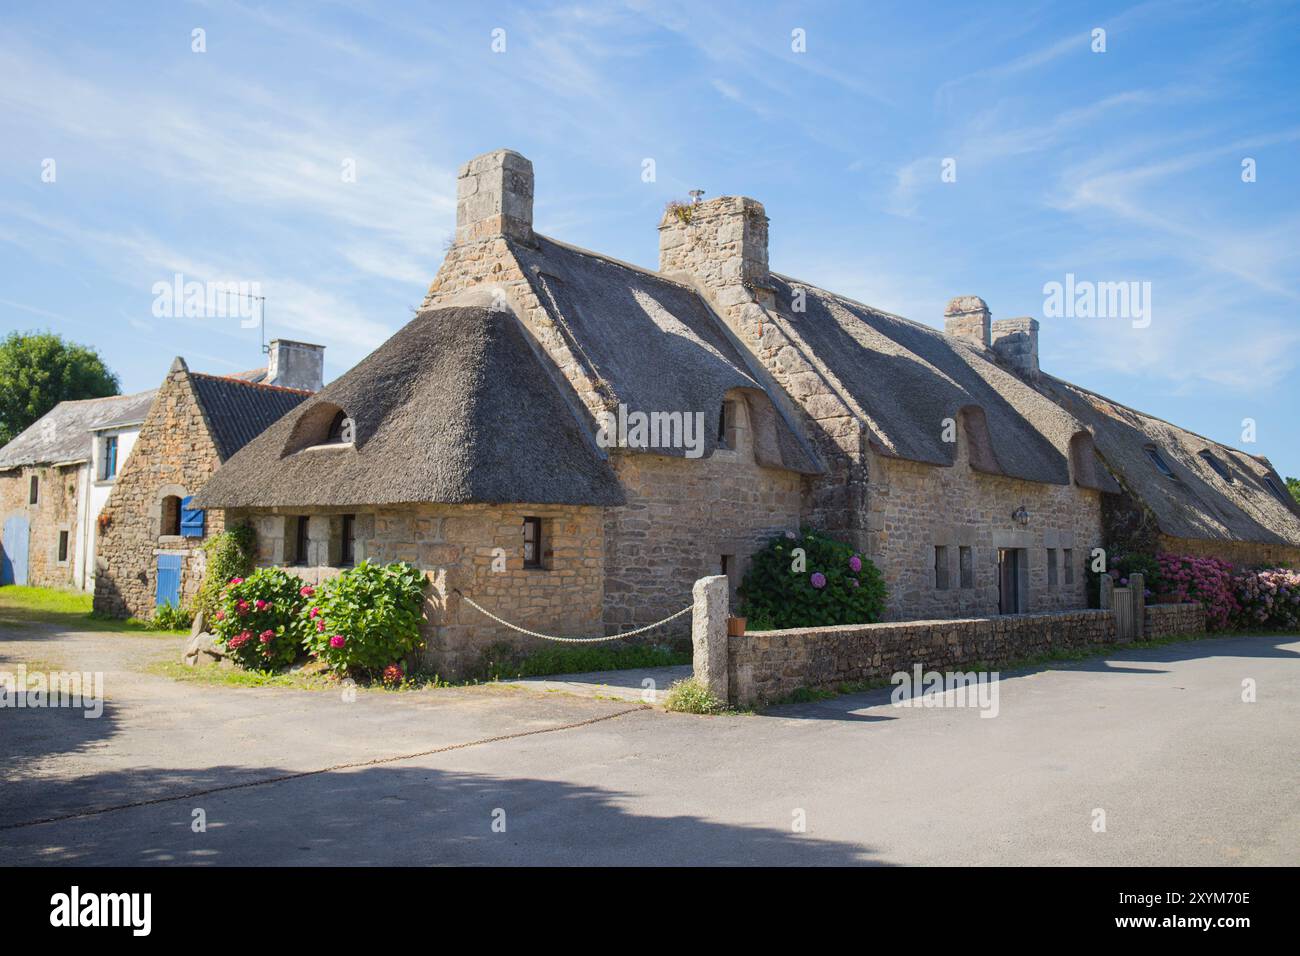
[1144,602,1205,639]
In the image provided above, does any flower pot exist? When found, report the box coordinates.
[727,616,747,637]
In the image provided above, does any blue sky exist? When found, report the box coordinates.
[2,1,1298,476]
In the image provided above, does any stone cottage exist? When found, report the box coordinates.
[0,390,156,590]
[93,342,321,618]
[193,148,1300,676]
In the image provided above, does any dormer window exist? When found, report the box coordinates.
[326,411,354,445]
[1144,446,1176,480]
[1199,450,1234,483]
[717,398,739,449]
[1264,476,1291,504]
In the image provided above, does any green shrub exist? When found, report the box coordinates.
[477,642,690,680]
[209,567,309,670]
[302,561,427,676]
[1086,550,1162,607]
[193,525,256,620]
[149,603,193,631]
[738,528,886,629]
[664,678,725,714]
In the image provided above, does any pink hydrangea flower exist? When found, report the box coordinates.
[810,572,827,589]
[849,555,862,573]
[329,635,346,649]
[316,620,326,632]
[259,630,274,644]
[300,585,315,598]
[254,599,269,611]
[229,577,244,586]
[309,607,321,618]
[213,610,225,621]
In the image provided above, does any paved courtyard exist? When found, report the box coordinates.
[1,621,1297,865]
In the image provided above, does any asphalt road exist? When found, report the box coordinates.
[2,623,1296,865]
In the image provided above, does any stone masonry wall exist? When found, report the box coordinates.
[868,423,1102,619]
[94,365,226,618]
[0,464,81,589]
[603,399,803,632]
[1144,602,1206,639]
[229,502,604,679]
[728,609,1116,706]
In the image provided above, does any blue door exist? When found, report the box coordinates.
[1,515,29,586]
[156,554,182,607]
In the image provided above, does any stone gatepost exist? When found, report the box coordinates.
[692,575,729,703]
[1099,574,1114,609]
[1130,573,1146,640]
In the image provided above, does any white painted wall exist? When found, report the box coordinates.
[74,424,143,591]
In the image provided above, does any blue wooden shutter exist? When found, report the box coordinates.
[179,496,205,538]
[156,554,182,607]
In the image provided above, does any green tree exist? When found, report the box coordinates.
[1287,476,1300,506]
[0,331,120,446]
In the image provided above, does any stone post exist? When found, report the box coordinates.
[692,575,729,703]
[1099,574,1114,610]
[1130,573,1145,640]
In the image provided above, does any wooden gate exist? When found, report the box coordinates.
[1114,587,1135,641]
[156,554,182,607]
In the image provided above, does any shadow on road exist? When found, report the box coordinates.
[0,761,886,866]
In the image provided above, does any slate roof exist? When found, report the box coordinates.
[512,236,821,474]
[1036,376,1300,548]
[188,373,311,462]
[0,389,158,469]
[195,301,625,509]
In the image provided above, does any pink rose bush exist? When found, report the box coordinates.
[1156,553,1237,629]
[210,567,312,669]
[301,560,427,677]
[1231,567,1300,630]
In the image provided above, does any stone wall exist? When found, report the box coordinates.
[1157,534,1300,570]
[867,426,1102,620]
[1144,601,1206,639]
[603,393,804,632]
[229,501,605,679]
[0,463,81,589]
[94,364,225,618]
[727,609,1117,706]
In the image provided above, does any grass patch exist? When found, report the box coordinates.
[663,677,726,715]
[479,642,690,680]
[149,659,460,693]
[0,585,185,635]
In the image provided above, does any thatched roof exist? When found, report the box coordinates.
[195,300,624,509]
[0,389,157,470]
[1037,376,1300,548]
[512,236,821,474]
[188,373,311,461]
[767,275,1091,485]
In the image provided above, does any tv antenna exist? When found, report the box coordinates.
[216,288,270,355]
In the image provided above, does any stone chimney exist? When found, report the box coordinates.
[991,317,1040,376]
[658,196,770,297]
[455,149,534,244]
[267,339,324,392]
[944,296,991,348]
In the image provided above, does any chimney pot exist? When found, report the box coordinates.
[944,295,991,348]
[266,339,325,392]
[455,149,534,244]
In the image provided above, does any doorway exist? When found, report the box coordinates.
[998,548,1023,614]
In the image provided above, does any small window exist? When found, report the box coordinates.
[58,530,69,563]
[1064,548,1074,585]
[959,546,973,589]
[326,411,354,445]
[720,554,730,577]
[340,514,356,566]
[293,516,310,566]
[101,435,119,480]
[29,476,38,504]
[522,516,543,569]
[717,404,729,447]
[1198,450,1233,483]
[161,495,182,536]
[1144,446,1176,479]
[934,545,950,590]
[1263,476,1291,504]
[1047,548,1058,587]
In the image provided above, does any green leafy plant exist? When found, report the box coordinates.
[664,678,725,714]
[209,567,309,670]
[149,603,193,631]
[193,525,256,620]
[1087,549,1162,607]
[738,528,886,629]
[302,561,427,676]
